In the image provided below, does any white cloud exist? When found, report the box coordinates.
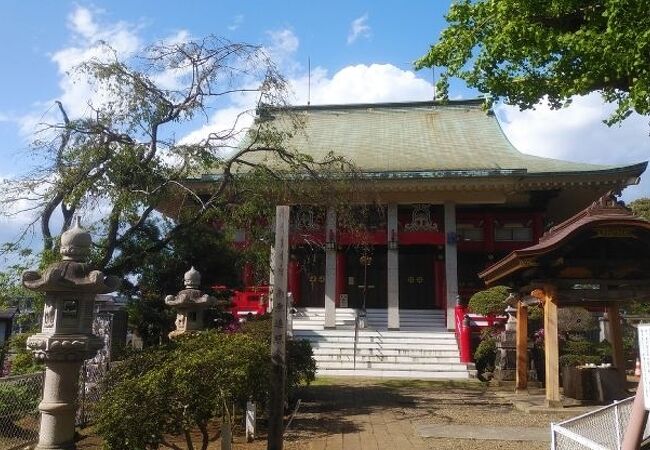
[178,63,435,144]
[265,28,299,71]
[228,14,244,31]
[178,99,257,146]
[347,14,371,45]
[289,64,433,105]
[496,94,650,199]
[17,6,143,136]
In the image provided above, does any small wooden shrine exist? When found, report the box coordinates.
[480,193,650,406]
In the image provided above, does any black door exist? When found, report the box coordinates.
[399,245,436,309]
[298,249,325,307]
[345,247,387,309]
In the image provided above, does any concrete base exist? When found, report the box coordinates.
[546,399,564,408]
[35,444,76,450]
[418,424,549,442]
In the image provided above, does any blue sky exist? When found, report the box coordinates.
[0,1,648,251]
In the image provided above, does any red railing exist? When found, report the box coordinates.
[455,305,472,363]
[454,305,507,364]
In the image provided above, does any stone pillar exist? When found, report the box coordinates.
[24,218,121,450]
[444,201,459,330]
[165,267,217,339]
[324,207,337,329]
[387,204,400,330]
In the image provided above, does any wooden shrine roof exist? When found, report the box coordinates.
[479,194,650,304]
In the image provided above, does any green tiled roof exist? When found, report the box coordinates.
[203,99,645,179]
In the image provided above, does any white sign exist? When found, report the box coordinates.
[340,294,348,308]
[637,324,650,410]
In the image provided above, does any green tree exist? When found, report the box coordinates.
[0,35,352,278]
[468,285,511,316]
[95,323,315,450]
[629,197,650,221]
[416,0,650,124]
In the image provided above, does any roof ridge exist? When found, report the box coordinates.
[262,98,486,113]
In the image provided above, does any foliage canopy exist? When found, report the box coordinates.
[468,285,511,316]
[416,0,650,124]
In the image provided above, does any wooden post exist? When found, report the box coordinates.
[607,302,626,382]
[268,206,289,450]
[543,285,561,407]
[516,301,528,392]
[246,401,257,443]
[622,374,649,450]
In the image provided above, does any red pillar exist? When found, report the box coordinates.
[335,251,346,307]
[484,212,495,254]
[288,257,301,306]
[242,263,254,287]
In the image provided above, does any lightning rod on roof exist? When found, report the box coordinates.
[308,57,311,106]
[432,67,436,102]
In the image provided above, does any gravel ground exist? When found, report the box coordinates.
[77,377,588,449]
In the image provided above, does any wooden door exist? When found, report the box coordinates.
[399,245,436,309]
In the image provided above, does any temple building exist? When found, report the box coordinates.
[199,99,647,378]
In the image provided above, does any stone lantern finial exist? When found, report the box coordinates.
[184,266,201,289]
[60,216,92,261]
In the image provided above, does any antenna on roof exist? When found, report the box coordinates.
[432,67,436,102]
[307,57,311,106]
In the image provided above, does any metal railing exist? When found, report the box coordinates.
[0,372,44,450]
[551,396,650,449]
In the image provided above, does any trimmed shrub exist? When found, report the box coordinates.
[96,317,315,449]
[468,286,511,316]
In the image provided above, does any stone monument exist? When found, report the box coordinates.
[24,217,121,450]
[165,267,217,338]
[493,306,517,382]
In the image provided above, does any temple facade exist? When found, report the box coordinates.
[241,99,645,330]
[192,99,646,377]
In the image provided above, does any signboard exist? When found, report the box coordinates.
[339,294,348,308]
[637,324,650,410]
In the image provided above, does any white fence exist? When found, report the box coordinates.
[551,396,650,449]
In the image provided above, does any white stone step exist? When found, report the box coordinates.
[294,329,455,338]
[311,347,461,357]
[312,354,461,364]
[317,360,467,370]
[315,369,470,379]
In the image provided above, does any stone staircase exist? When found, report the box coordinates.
[291,308,471,379]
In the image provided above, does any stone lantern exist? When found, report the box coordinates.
[24,217,121,450]
[165,267,217,338]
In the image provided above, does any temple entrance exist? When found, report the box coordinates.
[298,248,325,307]
[399,245,436,309]
[345,246,387,309]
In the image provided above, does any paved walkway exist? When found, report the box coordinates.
[281,377,581,450]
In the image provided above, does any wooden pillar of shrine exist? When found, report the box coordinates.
[542,285,561,407]
[606,302,626,382]
[515,300,529,392]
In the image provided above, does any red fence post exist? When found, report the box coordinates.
[455,305,473,363]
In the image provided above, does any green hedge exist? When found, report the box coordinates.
[95,318,315,449]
